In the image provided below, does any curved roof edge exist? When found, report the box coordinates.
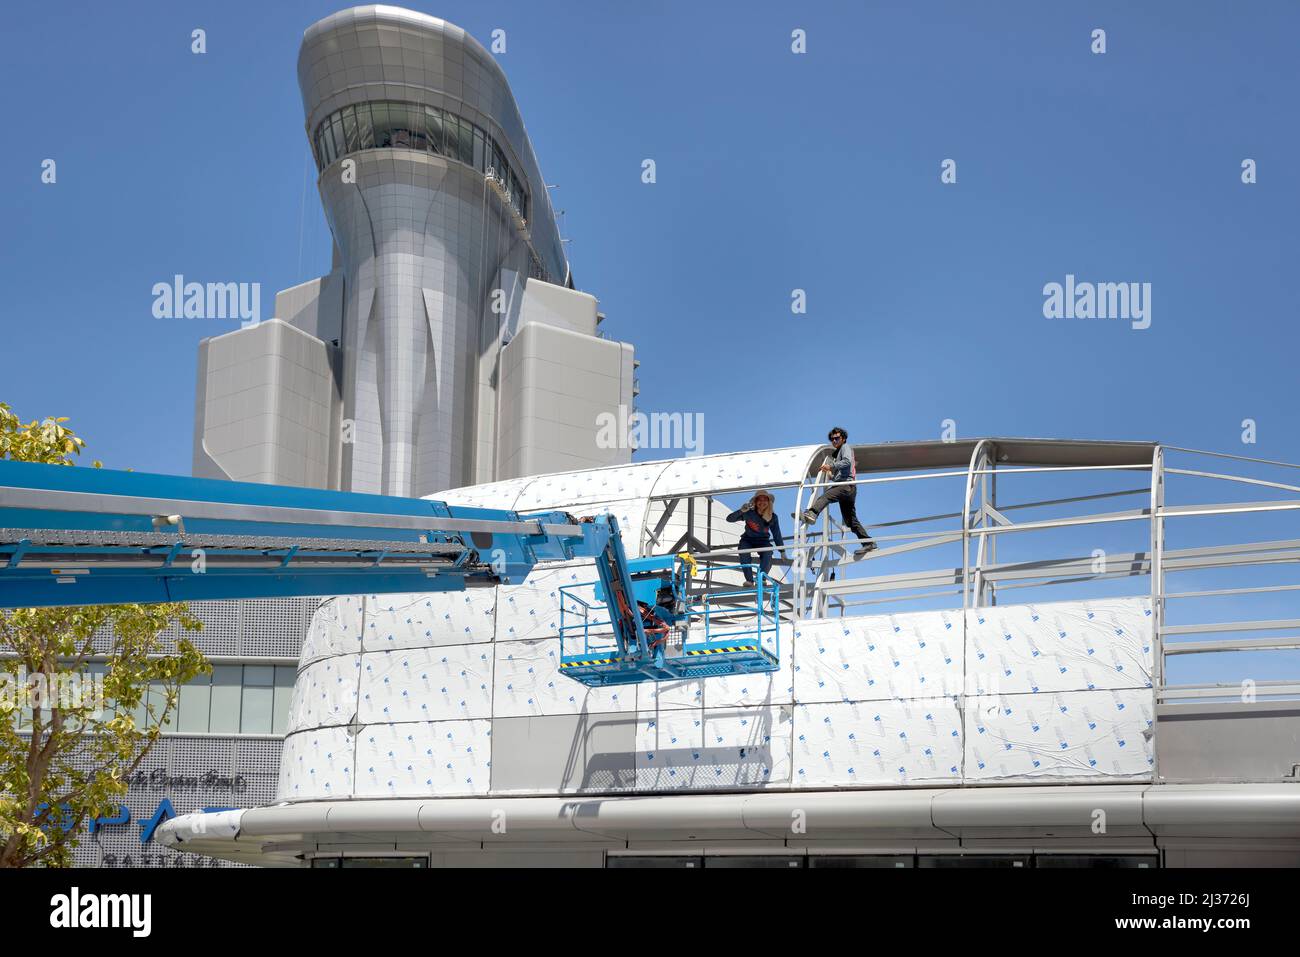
[433,437,1161,510]
[303,5,499,79]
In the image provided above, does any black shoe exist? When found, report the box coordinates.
[854,540,878,559]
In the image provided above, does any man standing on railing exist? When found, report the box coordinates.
[801,426,877,559]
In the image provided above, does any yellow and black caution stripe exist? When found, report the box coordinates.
[560,657,617,669]
[685,645,758,657]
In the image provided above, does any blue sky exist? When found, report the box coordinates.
[3,1,1298,683]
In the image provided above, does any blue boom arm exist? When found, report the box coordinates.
[0,460,614,609]
[0,460,779,686]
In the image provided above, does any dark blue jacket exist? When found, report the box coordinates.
[727,506,784,547]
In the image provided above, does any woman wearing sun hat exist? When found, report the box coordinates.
[727,488,785,584]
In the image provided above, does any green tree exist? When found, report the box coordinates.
[0,403,208,867]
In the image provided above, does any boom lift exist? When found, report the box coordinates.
[0,460,778,685]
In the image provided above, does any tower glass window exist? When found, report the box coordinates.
[311,100,530,224]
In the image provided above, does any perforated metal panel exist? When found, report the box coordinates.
[234,737,286,769]
[88,598,314,663]
[179,601,241,656]
[240,598,316,657]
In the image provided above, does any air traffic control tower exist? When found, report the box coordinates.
[194,6,637,496]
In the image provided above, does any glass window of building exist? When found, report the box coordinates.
[330,115,346,158]
[176,671,212,734]
[310,100,530,226]
[424,106,444,154]
[339,105,359,153]
[240,665,275,734]
[369,103,393,147]
[209,664,242,734]
[273,666,295,735]
[356,102,375,150]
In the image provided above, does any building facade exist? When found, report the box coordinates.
[70,599,309,868]
[194,5,636,496]
[158,439,1300,868]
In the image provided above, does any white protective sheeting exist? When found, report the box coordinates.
[701,651,795,709]
[529,496,650,562]
[299,596,364,666]
[278,727,354,801]
[634,704,793,792]
[792,608,965,705]
[700,706,794,789]
[286,654,360,733]
[493,637,636,717]
[639,677,703,711]
[512,463,669,510]
[353,720,492,798]
[965,597,1153,695]
[357,645,494,724]
[634,707,705,790]
[496,563,604,644]
[964,688,1154,781]
[364,589,497,650]
[792,697,964,788]
[433,476,530,510]
[651,445,819,496]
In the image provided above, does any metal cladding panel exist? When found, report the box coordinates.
[490,713,638,795]
[700,706,794,789]
[365,589,497,649]
[965,597,1153,695]
[354,720,491,798]
[278,727,354,801]
[793,698,964,789]
[496,562,603,643]
[586,498,651,558]
[357,645,494,724]
[492,637,636,717]
[288,577,1157,799]
[512,464,669,510]
[432,476,531,511]
[287,654,360,733]
[851,438,1158,473]
[792,609,965,705]
[634,708,705,790]
[299,596,364,666]
[703,651,795,709]
[638,676,703,712]
[964,688,1155,781]
[652,446,821,496]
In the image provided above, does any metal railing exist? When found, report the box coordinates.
[630,441,1300,732]
[779,444,1300,714]
[557,564,782,663]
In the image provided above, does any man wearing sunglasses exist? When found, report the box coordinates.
[800,427,877,559]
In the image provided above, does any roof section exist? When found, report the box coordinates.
[850,438,1160,475]
[432,438,1160,513]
